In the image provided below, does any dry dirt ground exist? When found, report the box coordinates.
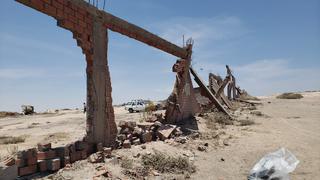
[0,91,319,179]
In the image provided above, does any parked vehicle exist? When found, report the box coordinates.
[124,100,146,113]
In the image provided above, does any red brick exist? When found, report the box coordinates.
[47,158,60,171]
[68,14,78,24]
[54,146,69,158]
[57,0,64,4]
[15,158,26,168]
[76,12,84,21]
[27,156,37,165]
[77,7,86,16]
[80,150,87,159]
[30,0,44,11]
[16,0,31,6]
[52,0,63,10]
[123,140,131,149]
[26,148,37,159]
[70,151,81,162]
[43,0,51,4]
[78,19,86,28]
[18,164,37,176]
[37,160,47,172]
[37,150,56,160]
[44,3,56,17]
[56,8,63,19]
[63,6,74,16]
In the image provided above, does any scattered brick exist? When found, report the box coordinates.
[123,140,131,149]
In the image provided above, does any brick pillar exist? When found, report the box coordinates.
[86,17,117,147]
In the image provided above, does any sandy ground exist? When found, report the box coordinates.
[0,91,319,179]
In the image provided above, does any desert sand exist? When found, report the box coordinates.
[0,91,319,179]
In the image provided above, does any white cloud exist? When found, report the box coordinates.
[193,59,320,96]
[152,16,249,48]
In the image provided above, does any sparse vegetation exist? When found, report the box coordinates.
[238,119,255,126]
[0,111,20,118]
[44,132,69,141]
[276,92,303,99]
[0,135,26,144]
[121,156,134,169]
[141,151,196,174]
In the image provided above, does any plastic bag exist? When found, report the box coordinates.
[248,148,299,180]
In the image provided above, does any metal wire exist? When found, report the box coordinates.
[103,0,106,10]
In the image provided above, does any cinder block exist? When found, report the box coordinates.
[18,164,37,176]
[70,151,81,162]
[15,158,26,168]
[37,160,47,172]
[96,142,103,152]
[37,150,56,160]
[27,156,37,165]
[47,158,60,171]
[75,141,88,151]
[123,140,131,149]
[80,150,87,159]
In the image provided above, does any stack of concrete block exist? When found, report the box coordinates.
[16,148,38,176]
[36,143,61,172]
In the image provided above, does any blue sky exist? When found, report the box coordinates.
[0,0,319,112]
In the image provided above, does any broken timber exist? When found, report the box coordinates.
[190,67,232,117]
[209,74,233,109]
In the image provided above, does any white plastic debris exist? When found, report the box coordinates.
[248,148,299,180]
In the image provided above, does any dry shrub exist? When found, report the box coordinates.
[204,112,233,129]
[44,132,69,141]
[240,90,260,101]
[121,156,134,169]
[141,151,195,174]
[0,135,26,144]
[0,111,20,118]
[238,119,255,126]
[276,93,303,99]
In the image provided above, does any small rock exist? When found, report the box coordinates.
[175,136,187,144]
[133,152,140,158]
[220,158,225,162]
[123,140,131,149]
[152,170,160,176]
[223,139,229,146]
[141,145,146,149]
[197,145,207,152]
[132,138,141,145]
[204,142,209,147]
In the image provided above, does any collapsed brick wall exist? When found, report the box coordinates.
[16,0,117,146]
[164,58,200,124]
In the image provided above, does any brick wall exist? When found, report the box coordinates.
[16,0,94,66]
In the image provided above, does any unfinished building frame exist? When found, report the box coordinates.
[15,0,200,146]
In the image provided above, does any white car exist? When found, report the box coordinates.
[124,100,146,113]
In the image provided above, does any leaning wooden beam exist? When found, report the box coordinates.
[216,77,230,98]
[190,67,232,117]
[69,0,189,59]
[209,74,233,109]
[235,98,262,105]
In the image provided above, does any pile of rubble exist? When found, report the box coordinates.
[115,120,183,149]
